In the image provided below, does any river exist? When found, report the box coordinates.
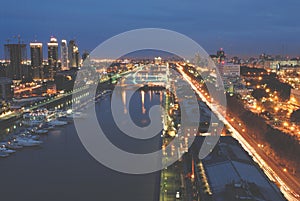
[0,89,163,201]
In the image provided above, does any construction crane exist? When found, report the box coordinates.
[12,34,21,44]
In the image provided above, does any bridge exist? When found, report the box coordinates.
[116,64,170,89]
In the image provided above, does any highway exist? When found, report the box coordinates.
[177,66,300,201]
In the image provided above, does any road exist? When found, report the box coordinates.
[177,66,300,201]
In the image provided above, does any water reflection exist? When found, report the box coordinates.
[141,90,146,114]
[121,88,127,114]
[0,89,162,201]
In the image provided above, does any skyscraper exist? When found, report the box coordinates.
[68,40,80,68]
[47,36,58,79]
[4,43,27,80]
[61,40,69,71]
[217,48,226,64]
[30,42,43,80]
[81,51,90,63]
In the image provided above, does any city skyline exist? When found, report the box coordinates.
[1,1,300,200]
[1,0,300,57]
[2,35,300,61]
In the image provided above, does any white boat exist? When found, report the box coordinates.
[18,133,40,140]
[67,112,87,119]
[23,119,43,126]
[6,142,23,149]
[34,129,48,135]
[103,90,112,94]
[0,152,9,158]
[14,138,43,147]
[49,120,68,126]
[56,110,67,117]
[27,127,38,133]
[0,146,16,154]
[44,125,55,130]
[22,109,56,126]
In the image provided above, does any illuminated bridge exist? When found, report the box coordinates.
[117,64,170,89]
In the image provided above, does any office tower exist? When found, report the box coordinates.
[217,48,226,64]
[47,36,58,79]
[4,43,27,80]
[81,51,89,63]
[30,42,43,79]
[61,40,69,71]
[217,48,225,58]
[68,40,80,68]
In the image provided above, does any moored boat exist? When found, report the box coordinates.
[34,129,49,135]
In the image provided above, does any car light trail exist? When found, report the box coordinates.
[178,66,299,201]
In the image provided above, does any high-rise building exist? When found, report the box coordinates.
[4,43,27,80]
[82,51,90,63]
[68,40,80,68]
[217,48,226,64]
[30,42,43,80]
[61,40,69,71]
[47,36,58,79]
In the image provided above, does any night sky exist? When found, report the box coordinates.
[1,0,300,57]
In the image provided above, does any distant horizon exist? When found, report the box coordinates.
[1,36,299,60]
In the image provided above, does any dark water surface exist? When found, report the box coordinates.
[0,90,162,201]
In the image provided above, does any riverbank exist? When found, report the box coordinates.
[0,89,162,201]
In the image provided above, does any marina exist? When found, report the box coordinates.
[0,89,162,201]
[0,95,94,158]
